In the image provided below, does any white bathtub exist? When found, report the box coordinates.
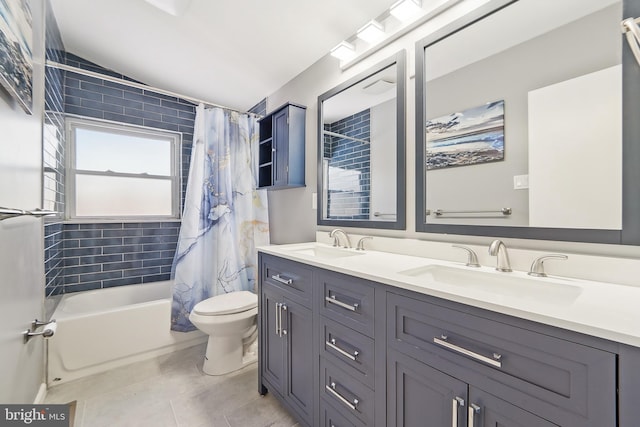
[47,281,206,386]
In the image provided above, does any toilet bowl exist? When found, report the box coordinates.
[189,290,258,375]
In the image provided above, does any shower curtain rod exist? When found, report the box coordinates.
[45,61,260,117]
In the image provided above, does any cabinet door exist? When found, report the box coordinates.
[468,388,558,427]
[272,108,289,187]
[262,284,286,395]
[388,350,468,427]
[283,298,314,425]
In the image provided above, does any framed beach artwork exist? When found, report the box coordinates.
[0,0,32,114]
[426,100,504,170]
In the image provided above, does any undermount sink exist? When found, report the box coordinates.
[399,264,582,303]
[287,245,364,260]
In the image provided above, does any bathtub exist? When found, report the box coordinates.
[47,281,206,386]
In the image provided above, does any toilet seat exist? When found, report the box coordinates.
[193,291,257,316]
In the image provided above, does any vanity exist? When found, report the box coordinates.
[257,0,640,425]
[257,243,640,427]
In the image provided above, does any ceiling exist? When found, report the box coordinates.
[49,0,396,112]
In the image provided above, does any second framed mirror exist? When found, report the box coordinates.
[317,50,406,230]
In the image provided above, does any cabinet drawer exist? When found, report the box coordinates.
[261,254,313,308]
[320,317,375,389]
[320,398,366,427]
[321,357,374,426]
[316,270,375,337]
[387,292,616,426]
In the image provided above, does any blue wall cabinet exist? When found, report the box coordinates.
[257,103,306,189]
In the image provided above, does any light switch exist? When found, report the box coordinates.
[513,174,529,190]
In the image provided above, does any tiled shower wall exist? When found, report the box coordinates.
[42,24,196,294]
[325,109,371,220]
[56,55,195,294]
[43,5,267,295]
[43,1,66,296]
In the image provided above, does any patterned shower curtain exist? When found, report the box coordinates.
[170,105,269,332]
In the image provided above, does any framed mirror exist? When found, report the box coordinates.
[318,51,406,230]
[416,0,640,244]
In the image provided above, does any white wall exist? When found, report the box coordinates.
[265,0,640,260]
[528,65,622,230]
[0,1,47,403]
[369,99,396,221]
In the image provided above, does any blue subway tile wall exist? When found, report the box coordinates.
[61,222,179,293]
[63,53,195,218]
[43,1,67,297]
[325,109,371,220]
[55,53,196,293]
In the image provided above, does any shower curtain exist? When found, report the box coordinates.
[171,104,269,332]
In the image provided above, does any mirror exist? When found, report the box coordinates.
[318,51,406,230]
[415,0,640,243]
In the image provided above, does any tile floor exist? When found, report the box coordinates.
[44,344,298,427]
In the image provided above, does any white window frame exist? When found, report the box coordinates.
[65,117,182,221]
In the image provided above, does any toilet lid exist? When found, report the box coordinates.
[192,291,257,316]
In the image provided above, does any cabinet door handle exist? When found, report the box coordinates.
[280,304,288,336]
[325,294,359,312]
[271,274,293,285]
[468,403,481,426]
[434,335,502,368]
[326,338,359,361]
[275,302,282,337]
[452,396,465,427]
[325,382,359,411]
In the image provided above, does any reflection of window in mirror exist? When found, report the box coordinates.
[421,0,622,230]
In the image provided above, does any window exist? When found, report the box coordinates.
[66,118,181,219]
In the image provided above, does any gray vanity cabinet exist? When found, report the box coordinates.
[258,253,635,427]
[316,269,378,426]
[259,255,314,426]
[387,292,616,426]
[388,349,468,426]
[388,349,557,427]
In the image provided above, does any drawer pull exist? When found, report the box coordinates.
[326,338,359,361]
[452,396,465,427]
[325,294,359,312]
[434,335,502,368]
[468,403,481,426]
[275,302,281,336]
[325,382,359,411]
[280,304,288,336]
[271,274,293,285]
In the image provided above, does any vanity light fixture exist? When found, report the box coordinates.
[357,20,386,43]
[389,0,423,22]
[330,41,356,61]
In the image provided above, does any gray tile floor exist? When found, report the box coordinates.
[45,343,298,427]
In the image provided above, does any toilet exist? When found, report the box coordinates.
[189,290,258,376]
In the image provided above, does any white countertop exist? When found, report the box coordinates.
[259,242,640,348]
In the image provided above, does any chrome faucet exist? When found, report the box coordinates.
[488,239,512,272]
[528,254,568,277]
[452,245,480,267]
[356,236,373,251]
[329,229,352,248]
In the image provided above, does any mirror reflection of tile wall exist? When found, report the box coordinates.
[324,109,371,220]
